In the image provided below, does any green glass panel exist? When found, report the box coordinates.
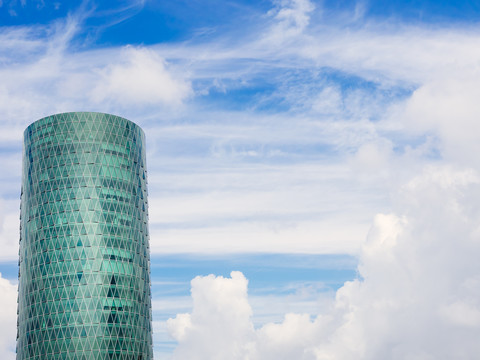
[17,112,152,360]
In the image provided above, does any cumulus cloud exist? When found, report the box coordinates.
[90,47,192,107]
[399,73,480,166]
[167,271,254,359]
[167,167,480,359]
[0,274,17,360]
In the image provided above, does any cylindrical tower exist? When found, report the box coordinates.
[17,112,153,360]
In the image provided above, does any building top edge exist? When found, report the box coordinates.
[24,112,144,137]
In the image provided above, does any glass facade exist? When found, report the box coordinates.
[17,112,153,360]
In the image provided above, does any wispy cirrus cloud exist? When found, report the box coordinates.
[2,0,480,258]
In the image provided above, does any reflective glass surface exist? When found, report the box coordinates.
[17,112,153,360]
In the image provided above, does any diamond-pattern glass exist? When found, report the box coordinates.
[17,112,153,360]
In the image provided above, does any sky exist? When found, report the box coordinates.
[2,0,480,358]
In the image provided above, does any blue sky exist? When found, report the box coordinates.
[2,0,480,359]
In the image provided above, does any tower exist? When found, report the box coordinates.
[17,112,153,359]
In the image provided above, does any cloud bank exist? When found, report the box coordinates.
[168,166,480,359]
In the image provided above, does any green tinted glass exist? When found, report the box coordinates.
[17,112,153,360]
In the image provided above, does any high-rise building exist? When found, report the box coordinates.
[17,112,153,360]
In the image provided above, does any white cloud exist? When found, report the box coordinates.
[311,86,343,115]
[152,218,369,255]
[90,47,192,107]
[167,167,480,359]
[440,301,480,328]
[0,18,192,133]
[0,199,20,262]
[349,141,393,176]
[167,271,255,359]
[0,273,17,360]
[399,73,480,166]
[269,0,315,36]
